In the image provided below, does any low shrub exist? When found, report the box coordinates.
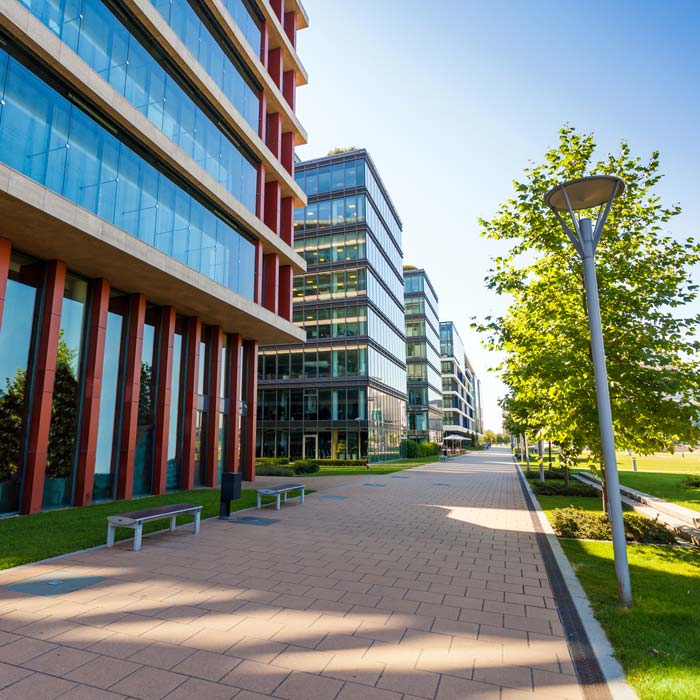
[256,464,295,477]
[418,442,440,457]
[550,507,676,544]
[532,482,599,497]
[291,460,320,474]
[683,476,700,488]
[256,457,290,466]
[526,468,565,481]
[316,459,366,467]
[403,440,419,458]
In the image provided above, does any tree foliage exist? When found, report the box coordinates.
[477,126,700,458]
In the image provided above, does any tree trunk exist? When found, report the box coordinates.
[563,464,570,488]
[548,441,553,473]
[600,463,609,515]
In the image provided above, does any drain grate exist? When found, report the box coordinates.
[231,516,280,526]
[363,483,385,487]
[5,572,105,597]
[320,495,349,500]
[432,482,450,486]
[391,476,409,479]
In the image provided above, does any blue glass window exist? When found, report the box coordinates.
[0,50,255,298]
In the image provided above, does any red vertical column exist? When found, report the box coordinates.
[263,254,280,314]
[152,306,176,495]
[117,294,146,500]
[281,132,294,175]
[205,326,223,487]
[266,112,282,160]
[270,0,283,22]
[241,340,259,482]
[181,317,201,491]
[0,238,11,331]
[280,196,294,246]
[22,260,66,514]
[226,333,243,473]
[279,265,293,321]
[74,278,110,507]
[268,47,283,88]
[283,70,296,111]
[284,11,297,47]
[254,240,264,304]
[264,181,281,233]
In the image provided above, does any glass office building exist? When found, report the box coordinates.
[404,267,443,443]
[258,149,407,462]
[440,321,482,444]
[0,0,309,514]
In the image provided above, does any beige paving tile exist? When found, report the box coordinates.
[0,637,56,665]
[335,682,401,700]
[171,649,241,681]
[0,671,76,700]
[0,661,32,690]
[322,651,385,685]
[227,636,288,663]
[53,685,126,700]
[23,646,97,675]
[220,659,289,694]
[130,642,195,670]
[435,675,502,700]
[376,667,440,698]
[273,670,343,700]
[88,633,151,660]
[64,656,142,689]
[161,677,238,700]
[110,666,186,700]
[271,646,333,673]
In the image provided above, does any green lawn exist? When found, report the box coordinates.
[312,456,439,477]
[613,472,700,513]
[614,452,700,474]
[535,494,609,517]
[560,540,700,700]
[0,488,269,571]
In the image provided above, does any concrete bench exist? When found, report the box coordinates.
[106,504,202,552]
[256,483,305,511]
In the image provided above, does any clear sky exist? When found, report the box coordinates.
[294,0,700,431]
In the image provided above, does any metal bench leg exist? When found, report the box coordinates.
[284,492,287,503]
[134,523,143,552]
[276,494,281,511]
[170,515,177,532]
[300,487,305,504]
[257,493,261,509]
[107,524,115,547]
[194,511,200,535]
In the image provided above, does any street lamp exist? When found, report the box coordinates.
[544,175,632,607]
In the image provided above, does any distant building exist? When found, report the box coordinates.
[257,149,407,462]
[440,322,482,444]
[404,267,443,444]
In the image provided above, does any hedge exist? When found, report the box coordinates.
[550,507,676,544]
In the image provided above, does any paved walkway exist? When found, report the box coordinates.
[0,448,589,700]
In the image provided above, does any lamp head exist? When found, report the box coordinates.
[544,175,625,213]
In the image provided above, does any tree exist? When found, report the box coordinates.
[477,126,700,475]
[327,146,358,156]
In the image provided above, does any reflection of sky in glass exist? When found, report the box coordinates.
[167,333,182,461]
[0,280,35,388]
[61,298,86,373]
[142,324,155,365]
[95,312,123,475]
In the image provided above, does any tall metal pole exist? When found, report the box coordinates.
[579,218,632,607]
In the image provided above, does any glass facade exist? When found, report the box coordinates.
[404,269,443,443]
[20,0,258,211]
[0,48,256,298]
[440,321,480,442]
[260,150,407,462]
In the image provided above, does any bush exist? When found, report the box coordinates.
[526,469,565,481]
[418,442,440,457]
[256,457,290,466]
[683,476,700,488]
[316,459,366,467]
[532,482,598,497]
[256,464,295,477]
[404,440,419,458]
[550,507,676,544]
[291,460,320,474]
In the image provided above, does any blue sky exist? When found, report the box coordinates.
[294,0,700,431]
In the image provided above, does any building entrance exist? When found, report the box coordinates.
[303,434,318,460]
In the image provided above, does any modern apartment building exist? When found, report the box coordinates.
[0,0,308,514]
[257,149,407,462]
[440,321,482,444]
[404,267,443,443]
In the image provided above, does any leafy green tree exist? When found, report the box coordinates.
[0,369,27,483]
[477,126,700,478]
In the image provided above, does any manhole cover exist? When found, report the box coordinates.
[231,516,280,526]
[5,573,105,597]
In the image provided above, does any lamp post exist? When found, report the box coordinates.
[544,175,632,607]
